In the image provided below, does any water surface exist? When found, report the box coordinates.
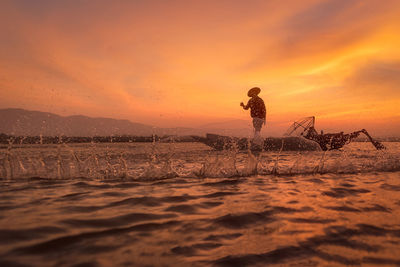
[1,142,400,266]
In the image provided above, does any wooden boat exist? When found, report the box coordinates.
[192,133,320,151]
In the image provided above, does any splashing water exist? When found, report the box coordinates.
[0,140,400,180]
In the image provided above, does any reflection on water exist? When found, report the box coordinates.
[0,142,400,266]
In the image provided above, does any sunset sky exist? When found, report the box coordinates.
[1,0,400,136]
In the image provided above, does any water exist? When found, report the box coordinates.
[1,141,400,266]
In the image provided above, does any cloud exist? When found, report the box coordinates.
[240,0,400,76]
[1,0,400,133]
[345,61,400,95]
[284,0,359,43]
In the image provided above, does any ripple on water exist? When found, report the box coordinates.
[11,220,181,255]
[322,187,371,198]
[171,242,223,256]
[0,226,65,244]
[212,223,400,266]
[60,212,178,228]
[380,183,400,191]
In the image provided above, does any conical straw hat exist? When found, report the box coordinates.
[247,87,261,97]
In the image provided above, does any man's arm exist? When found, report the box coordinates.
[240,100,250,110]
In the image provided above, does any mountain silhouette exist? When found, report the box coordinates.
[0,108,280,137]
[0,108,158,136]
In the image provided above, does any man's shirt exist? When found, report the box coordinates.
[245,96,266,119]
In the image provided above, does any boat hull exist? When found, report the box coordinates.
[194,133,320,151]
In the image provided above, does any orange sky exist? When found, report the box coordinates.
[1,0,400,136]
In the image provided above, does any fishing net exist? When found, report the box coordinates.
[285,116,315,136]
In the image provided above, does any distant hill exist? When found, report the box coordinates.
[0,108,277,137]
[0,108,158,136]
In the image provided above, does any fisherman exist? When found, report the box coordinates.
[240,87,266,139]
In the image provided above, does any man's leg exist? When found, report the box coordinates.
[252,118,264,145]
[253,118,263,136]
